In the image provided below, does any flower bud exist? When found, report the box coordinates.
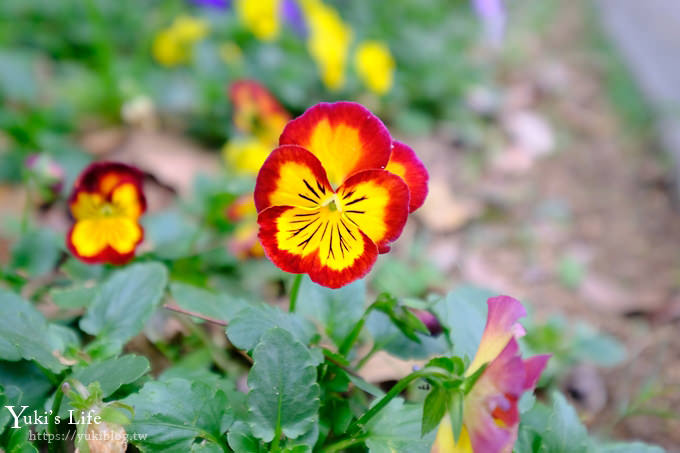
[24,153,64,205]
[86,421,128,453]
[412,309,442,336]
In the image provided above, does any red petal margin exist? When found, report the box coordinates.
[257,206,379,288]
[254,145,334,213]
[338,169,410,254]
[65,224,143,265]
[68,161,146,210]
[229,79,290,133]
[385,141,429,213]
[279,102,392,185]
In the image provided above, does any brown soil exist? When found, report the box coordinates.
[408,0,680,449]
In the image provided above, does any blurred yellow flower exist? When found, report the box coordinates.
[219,41,243,64]
[355,40,395,95]
[152,16,209,67]
[223,137,272,175]
[301,0,352,90]
[235,0,281,41]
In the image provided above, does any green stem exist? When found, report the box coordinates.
[320,435,368,453]
[346,370,428,436]
[177,317,238,375]
[289,274,303,313]
[48,383,65,453]
[355,344,379,371]
[338,318,365,356]
[270,424,283,453]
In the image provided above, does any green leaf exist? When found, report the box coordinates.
[191,442,225,453]
[170,282,248,323]
[80,262,168,355]
[518,392,536,414]
[571,324,626,367]
[426,357,464,376]
[347,374,385,398]
[98,406,131,425]
[558,256,586,289]
[9,228,62,278]
[366,310,447,359]
[449,390,464,442]
[0,361,53,411]
[71,355,149,396]
[372,293,429,342]
[432,285,497,358]
[247,328,320,443]
[365,398,435,453]
[596,442,665,453]
[0,289,64,372]
[227,421,265,453]
[6,424,39,453]
[226,303,315,351]
[49,283,97,309]
[295,276,366,347]
[47,323,81,352]
[421,385,448,436]
[122,378,231,453]
[0,385,9,431]
[541,392,590,453]
[142,210,199,259]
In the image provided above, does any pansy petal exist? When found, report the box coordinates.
[385,141,429,213]
[258,205,378,288]
[279,102,391,187]
[68,161,146,205]
[464,408,514,453]
[67,217,144,265]
[229,79,290,142]
[254,145,334,212]
[227,194,257,222]
[523,354,551,390]
[337,169,409,253]
[467,295,527,375]
[432,416,473,453]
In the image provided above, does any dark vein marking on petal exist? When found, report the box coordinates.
[317,181,326,195]
[342,190,354,200]
[298,193,317,204]
[288,218,319,238]
[303,179,319,199]
[340,219,356,240]
[298,222,322,249]
[345,196,367,206]
[320,221,329,242]
[327,226,335,259]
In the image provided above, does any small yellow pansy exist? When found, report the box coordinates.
[152,16,209,67]
[223,138,272,176]
[301,0,352,90]
[355,40,395,95]
[235,0,281,41]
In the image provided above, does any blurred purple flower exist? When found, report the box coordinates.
[191,0,230,10]
[471,0,506,46]
[280,0,307,38]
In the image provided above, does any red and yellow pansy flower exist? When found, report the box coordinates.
[226,194,265,259]
[66,162,146,265]
[432,296,550,453]
[254,101,428,288]
[229,79,291,146]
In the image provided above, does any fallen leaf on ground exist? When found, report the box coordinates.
[417,179,483,232]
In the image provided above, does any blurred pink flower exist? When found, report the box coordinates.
[432,296,550,453]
